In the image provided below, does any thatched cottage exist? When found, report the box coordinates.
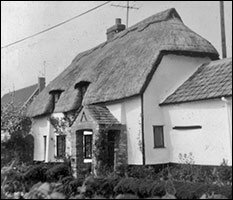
[27,8,232,175]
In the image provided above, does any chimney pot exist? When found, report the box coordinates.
[106,18,125,40]
[38,77,46,93]
[115,18,121,25]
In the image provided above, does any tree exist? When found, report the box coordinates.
[1,102,33,166]
[1,102,31,136]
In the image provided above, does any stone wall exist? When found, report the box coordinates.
[70,121,127,177]
[70,121,98,177]
[115,125,128,170]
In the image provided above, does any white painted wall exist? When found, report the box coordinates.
[31,116,52,161]
[31,112,72,162]
[162,98,232,166]
[107,96,143,165]
[143,54,210,165]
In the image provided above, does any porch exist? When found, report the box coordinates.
[70,105,127,176]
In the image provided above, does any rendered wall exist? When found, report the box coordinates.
[31,113,68,162]
[31,116,51,161]
[107,96,143,164]
[143,54,210,164]
[162,98,232,166]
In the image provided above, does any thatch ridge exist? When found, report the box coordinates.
[27,8,219,117]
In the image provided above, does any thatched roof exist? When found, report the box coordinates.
[161,57,232,105]
[27,8,219,117]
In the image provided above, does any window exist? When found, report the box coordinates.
[44,136,47,160]
[49,90,63,111]
[74,81,90,102]
[83,132,92,159]
[57,135,66,158]
[153,126,165,148]
[54,93,61,104]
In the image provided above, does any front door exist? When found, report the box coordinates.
[107,131,115,169]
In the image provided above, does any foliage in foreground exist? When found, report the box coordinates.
[1,160,232,199]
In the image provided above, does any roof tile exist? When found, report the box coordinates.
[1,84,38,109]
[162,58,232,105]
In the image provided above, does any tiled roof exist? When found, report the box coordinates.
[162,58,232,105]
[1,84,38,109]
[86,105,120,125]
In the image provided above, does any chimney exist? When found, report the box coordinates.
[106,18,126,40]
[38,77,46,93]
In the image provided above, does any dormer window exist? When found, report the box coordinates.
[49,90,63,111]
[54,93,61,104]
[74,81,90,102]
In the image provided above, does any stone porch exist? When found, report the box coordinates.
[70,105,127,177]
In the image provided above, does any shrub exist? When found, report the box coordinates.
[78,174,121,198]
[82,176,104,198]
[46,163,72,182]
[97,175,120,198]
[126,165,167,180]
[160,163,232,185]
[174,181,232,199]
[54,176,84,197]
[137,179,158,198]
[217,165,232,185]
[114,177,166,198]
[114,177,140,195]
[22,163,48,182]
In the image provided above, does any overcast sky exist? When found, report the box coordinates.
[1,1,232,96]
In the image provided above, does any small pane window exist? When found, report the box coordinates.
[74,81,90,102]
[84,135,92,159]
[54,93,61,104]
[44,136,47,160]
[57,135,66,158]
[49,90,63,111]
[153,126,165,148]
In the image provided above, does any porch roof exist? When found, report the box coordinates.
[71,105,120,131]
[85,105,120,125]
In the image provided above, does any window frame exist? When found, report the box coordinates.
[49,90,63,111]
[74,81,90,102]
[56,135,66,158]
[153,125,165,149]
[44,135,47,160]
[83,133,93,159]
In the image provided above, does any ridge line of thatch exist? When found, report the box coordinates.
[71,8,182,66]
[181,23,219,57]
[48,8,197,92]
[70,25,217,72]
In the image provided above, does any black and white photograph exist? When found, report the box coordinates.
[1,1,232,199]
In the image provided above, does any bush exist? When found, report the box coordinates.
[97,175,120,198]
[22,163,48,182]
[79,174,121,198]
[114,177,167,198]
[174,181,232,199]
[126,165,167,180]
[155,163,232,185]
[114,177,140,195]
[46,163,72,182]
[53,176,84,197]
